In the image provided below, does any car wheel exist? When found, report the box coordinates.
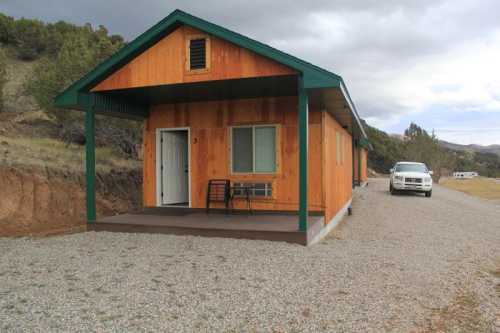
[390,183,395,195]
[425,190,432,198]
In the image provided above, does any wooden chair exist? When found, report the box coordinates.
[206,179,231,213]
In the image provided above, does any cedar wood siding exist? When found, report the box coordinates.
[143,97,325,212]
[323,111,353,223]
[92,25,296,91]
[143,103,354,220]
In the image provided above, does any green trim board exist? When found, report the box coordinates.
[359,137,372,150]
[85,102,96,222]
[298,76,308,231]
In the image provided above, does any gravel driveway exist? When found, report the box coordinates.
[0,178,499,332]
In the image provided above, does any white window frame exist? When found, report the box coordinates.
[230,124,278,174]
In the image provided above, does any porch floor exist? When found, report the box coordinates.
[92,210,324,245]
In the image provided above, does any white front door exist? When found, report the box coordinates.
[161,130,189,205]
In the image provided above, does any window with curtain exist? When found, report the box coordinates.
[232,125,277,173]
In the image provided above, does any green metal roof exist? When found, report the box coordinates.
[53,9,368,139]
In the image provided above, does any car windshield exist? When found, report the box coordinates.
[395,164,428,173]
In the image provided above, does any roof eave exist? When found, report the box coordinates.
[339,79,368,141]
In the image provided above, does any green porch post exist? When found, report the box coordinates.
[298,76,308,231]
[85,99,96,223]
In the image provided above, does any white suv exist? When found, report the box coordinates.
[389,162,433,197]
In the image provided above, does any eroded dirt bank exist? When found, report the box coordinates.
[0,166,141,236]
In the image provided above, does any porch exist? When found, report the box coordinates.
[92,209,325,245]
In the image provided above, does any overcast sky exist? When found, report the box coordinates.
[2,0,500,145]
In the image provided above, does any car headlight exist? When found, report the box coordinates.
[424,177,432,183]
[394,175,404,181]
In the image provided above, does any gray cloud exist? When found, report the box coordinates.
[1,0,500,142]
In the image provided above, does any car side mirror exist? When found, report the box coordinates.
[389,168,394,173]
[429,171,434,175]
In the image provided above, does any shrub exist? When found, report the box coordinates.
[0,13,15,44]
[13,18,48,60]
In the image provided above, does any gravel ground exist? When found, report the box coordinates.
[0,178,499,332]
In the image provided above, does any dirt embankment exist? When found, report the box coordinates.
[0,166,142,237]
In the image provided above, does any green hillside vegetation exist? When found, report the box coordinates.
[0,13,141,165]
[0,14,123,104]
[365,121,500,178]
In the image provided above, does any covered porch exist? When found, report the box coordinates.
[58,73,363,243]
[80,74,316,230]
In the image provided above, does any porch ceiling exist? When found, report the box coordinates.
[96,74,298,106]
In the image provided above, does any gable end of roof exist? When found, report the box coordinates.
[54,9,342,109]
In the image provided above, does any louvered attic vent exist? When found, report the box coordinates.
[189,38,206,70]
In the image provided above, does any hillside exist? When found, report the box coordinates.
[0,46,141,173]
[0,14,144,236]
[0,56,142,236]
[2,56,38,113]
[439,140,500,157]
[364,121,500,178]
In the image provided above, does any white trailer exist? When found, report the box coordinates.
[453,171,478,179]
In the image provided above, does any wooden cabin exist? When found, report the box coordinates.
[55,10,370,245]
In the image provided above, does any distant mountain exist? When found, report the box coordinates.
[363,120,500,178]
[439,140,500,157]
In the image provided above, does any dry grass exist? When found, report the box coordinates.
[0,135,141,174]
[416,262,500,333]
[440,177,500,200]
[415,289,492,333]
[3,53,39,113]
